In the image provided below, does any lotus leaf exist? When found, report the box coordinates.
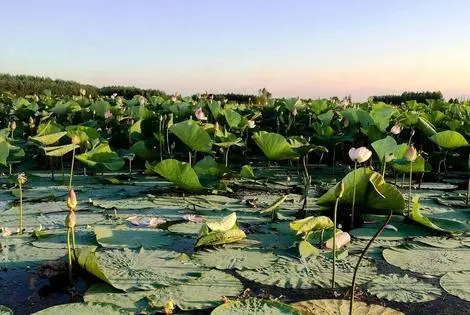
[289,216,333,236]
[30,131,67,145]
[350,222,430,241]
[0,306,12,315]
[43,143,79,157]
[170,119,212,153]
[193,248,277,270]
[252,131,299,160]
[371,136,397,162]
[430,130,468,149]
[94,227,175,249]
[240,164,256,179]
[414,236,466,249]
[366,274,441,302]
[32,302,127,315]
[76,143,124,171]
[440,271,470,301]
[168,222,204,235]
[84,283,151,313]
[211,298,299,315]
[291,299,403,315]
[146,159,204,191]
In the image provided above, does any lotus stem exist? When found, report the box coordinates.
[188,151,192,165]
[50,157,55,181]
[349,210,393,315]
[381,157,386,178]
[159,116,163,161]
[332,197,340,289]
[9,164,12,175]
[66,228,72,280]
[68,146,76,190]
[466,177,470,206]
[225,146,230,167]
[128,158,132,177]
[408,162,412,215]
[61,156,65,184]
[351,162,357,228]
[18,181,23,234]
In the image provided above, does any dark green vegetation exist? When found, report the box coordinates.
[0,90,470,314]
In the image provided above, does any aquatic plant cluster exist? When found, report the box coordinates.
[0,91,470,314]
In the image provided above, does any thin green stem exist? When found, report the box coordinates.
[67,228,72,280]
[71,226,76,250]
[159,116,163,161]
[408,162,413,215]
[128,158,132,177]
[332,197,339,289]
[381,158,386,178]
[18,181,23,234]
[349,210,393,315]
[188,151,192,165]
[68,147,76,190]
[351,162,357,228]
[225,146,230,167]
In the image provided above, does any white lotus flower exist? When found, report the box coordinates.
[348,147,372,163]
[391,124,402,135]
[405,146,418,162]
[79,88,86,96]
[291,107,298,117]
[247,120,256,129]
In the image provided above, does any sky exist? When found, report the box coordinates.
[1,0,470,100]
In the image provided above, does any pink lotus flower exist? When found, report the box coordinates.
[183,214,204,223]
[405,146,418,162]
[104,110,113,119]
[391,124,402,135]
[194,107,207,120]
[348,147,372,163]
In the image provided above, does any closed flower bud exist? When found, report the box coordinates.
[390,124,402,135]
[65,211,76,228]
[247,120,256,129]
[405,146,418,162]
[17,173,27,185]
[10,121,16,130]
[194,107,207,120]
[67,189,77,210]
[71,135,80,145]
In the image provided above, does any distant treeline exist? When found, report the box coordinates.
[100,86,167,99]
[0,73,100,97]
[372,91,444,105]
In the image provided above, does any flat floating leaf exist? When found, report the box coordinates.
[94,227,174,249]
[366,274,441,303]
[414,236,466,249]
[383,246,470,275]
[350,222,430,241]
[168,222,204,235]
[146,270,243,311]
[239,255,377,289]
[440,271,470,301]
[32,302,128,315]
[291,299,403,315]
[193,248,277,270]
[211,298,299,315]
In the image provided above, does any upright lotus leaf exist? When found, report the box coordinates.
[30,131,67,146]
[193,156,222,186]
[409,196,470,233]
[240,165,256,179]
[239,255,377,289]
[371,136,397,163]
[66,125,101,144]
[92,100,111,117]
[440,271,470,302]
[260,195,288,214]
[193,248,277,270]
[291,299,403,315]
[206,212,237,231]
[366,274,442,303]
[298,240,320,259]
[370,103,398,132]
[223,108,243,129]
[31,302,127,315]
[76,143,124,171]
[130,141,158,161]
[6,142,25,165]
[430,130,468,149]
[75,247,204,291]
[211,298,299,315]
[391,143,430,173]
[146,159,204,191]
[195,213,246,247]
[0,140,9,166]
[208,101,221,119]
[287,136,328,156]
[417,116,437,137]
[317,168,405,213]
[36,121,63,136]
[214,130,243,149]
[170,120,212,153]
[383,245,470,275]
[43,143,79,157]
[252,131,299,161]
[289,216,334,236]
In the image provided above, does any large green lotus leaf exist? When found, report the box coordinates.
[36,121,63,136]
[43,143,79,157]
[252,131,299,161]
[75,247,204,291]
[414,236,466,249]
[409,197,470,233]
[0,244,65,270]
[223,108,243,129]
[440,271,470,301]
[146,269,243,311]
[30,131,67,145]
[0,141,9,166]
[392,156,431,173]
[350,222,430,241]
[238,255,377,289]
[32,302,127,315]
[291,299,403,315]
[147,159,204,191]
[170,120,212,153]
[84,283,151,313]
[289,216,333,235]
[32,229,97,249]
[205,212,237,231]
[383,245,470,275]
[211,298,299,315]
[370,103,397,132]
[6,142,25,164]
[193,248,277,270]
[366,274,441,303]
[76,143,124,171]
[130,141,158,161]
[417,116,437,137]
[371,136,397,162]
[94,227,174,249]
[240,165,256,179]
[317,168,405,213]
[0,305,13,315]
[66,125,100,144]
[430,130,468,149]
[92,100,111,117]
[195,228,246,247]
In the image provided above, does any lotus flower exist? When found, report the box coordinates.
[79,88,86,96]
[324,231,351,250]
[104,110,113,119]
[391,124,402,135]
[67,189,77,210]
[348,147,372,163]
[17,173,27,185]
[405,146,417,162]
[343,117,350,128]
[9,121,16,131]
[291,107,298,117]
[248,120,256,129]
[139,96,147,106]
[194,107,207,120]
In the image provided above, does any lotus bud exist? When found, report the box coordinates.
[65,211,76,229]
[194,107,207,120]
[291,107,298,117]
[115,96,123,106]
[248,120,256,129]
[163,298,175,315]
[28,116,35,128]
[67,189,77,210]
[111,93,117,100]
[79,88,86,96]
[139,96,147,106]
[343,117,349,128]
[10,121,16,131]
[214,122,220,131]
[170,94,177,102]
[324,232,351,250]
[71,135,80,145]
[348,147,372,163]
[33,94,39,102]
[405,146,418,162]
[390,124,402,135]
[335,181,345,199]
[17,173,27,185]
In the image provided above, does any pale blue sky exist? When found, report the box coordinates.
[1,0,469,99]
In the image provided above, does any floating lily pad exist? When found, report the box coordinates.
[193,248,277,270]
[440,271,470,301]
[84,283,151,313]
[291,299,403,315]
[32,229,97,249]
[32,302,127,315]
[94,227,174,249]
[0,305,13,315]
[414,236,465,249]
[247,233,297,249]
[366,274,441,302]
[211,298,299,315]
[146,270,244,311]
[0,244,65,270]
[238,255,377,289]
[350,222,430,241]
[168,222,204,235]
[383,245,470,275]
